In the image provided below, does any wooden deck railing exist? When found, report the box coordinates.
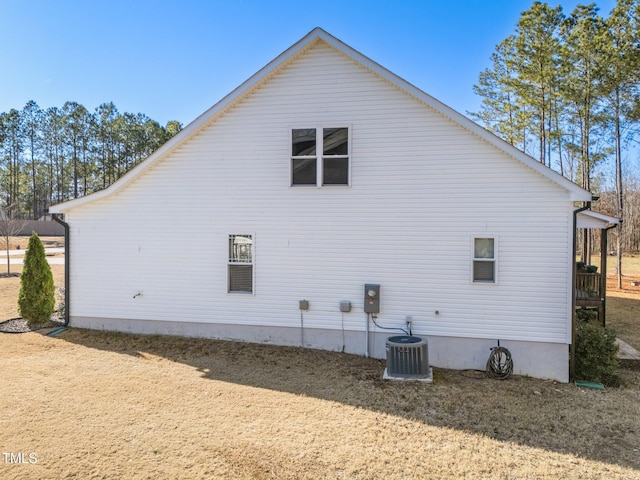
[575,271,605,325]
[576,272,601,299]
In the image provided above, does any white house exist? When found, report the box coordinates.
[51,28,611,382]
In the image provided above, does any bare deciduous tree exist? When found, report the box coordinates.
[0,204,27,275]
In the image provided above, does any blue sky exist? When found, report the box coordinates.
[0,0,617,127]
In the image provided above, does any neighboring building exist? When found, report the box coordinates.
[51,28,611,382]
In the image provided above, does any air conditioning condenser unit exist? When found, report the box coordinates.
[383,335,432,382]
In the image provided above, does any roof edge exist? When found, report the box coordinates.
[50,27,592,212]
[310,30,593,202]
[50,28,327,213]
[576,210,621,229]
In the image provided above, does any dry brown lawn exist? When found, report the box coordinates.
[1,237,639,479]
[604,254,640,349]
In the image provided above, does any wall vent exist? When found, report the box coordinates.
[384,335,431,381]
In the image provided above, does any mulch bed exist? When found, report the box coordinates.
[0,317,65,333]
[0,273,20,278]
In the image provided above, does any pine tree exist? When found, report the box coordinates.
[602,0,640,288]
[561,4,610,193]
[561,4,610,263]
[471,36,531,150]
[18,232,55,326]
[513,2,564,167]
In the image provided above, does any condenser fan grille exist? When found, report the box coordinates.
[385,336,429,376]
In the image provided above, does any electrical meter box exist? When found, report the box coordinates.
[364,284,380,313]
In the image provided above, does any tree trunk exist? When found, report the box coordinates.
[615,89,623,289]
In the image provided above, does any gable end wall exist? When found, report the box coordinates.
[64,43,574,381]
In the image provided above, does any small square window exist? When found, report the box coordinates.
[473,261,495,282]
[292,129,316,156]
[291,127,349,186]
[474,238,494,259]
[323,157,349,185]
[228,265,253,293]
[323,128,348,155]
[292,158,317,185]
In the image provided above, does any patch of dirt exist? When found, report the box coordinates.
[607,273,640,294]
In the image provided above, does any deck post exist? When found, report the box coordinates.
[600,228,607,327]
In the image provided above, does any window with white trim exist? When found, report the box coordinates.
[291,127,349,186]
[473,237,496,283]
[228,234,253,293]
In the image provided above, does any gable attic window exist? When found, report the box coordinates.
[228,234,253,293]
[291,127,350,186]
[473,237,496,283]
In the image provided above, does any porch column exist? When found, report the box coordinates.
[600,228,607,327]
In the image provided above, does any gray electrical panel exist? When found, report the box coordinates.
[339,300,352,312]
[364,284,380,313]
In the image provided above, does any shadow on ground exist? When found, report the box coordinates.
[53,327,640,472]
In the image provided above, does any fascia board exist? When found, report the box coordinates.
[576,210,621,229]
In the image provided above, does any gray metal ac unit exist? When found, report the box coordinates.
[385,335,431,381]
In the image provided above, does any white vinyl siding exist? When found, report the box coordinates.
[63,41,575,348]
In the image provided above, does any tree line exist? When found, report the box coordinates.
[3,2,639,250]
[0,100,182,220]
[471,0,640,282]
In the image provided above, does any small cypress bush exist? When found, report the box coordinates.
[18,232,55,326]
[574,320,620,386]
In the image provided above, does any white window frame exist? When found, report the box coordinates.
[290,126,351,187]
[228,234,255,294]
[472,236,497,284]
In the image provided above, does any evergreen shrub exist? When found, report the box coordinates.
[18,232,55,326]
[574,320,620,386]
